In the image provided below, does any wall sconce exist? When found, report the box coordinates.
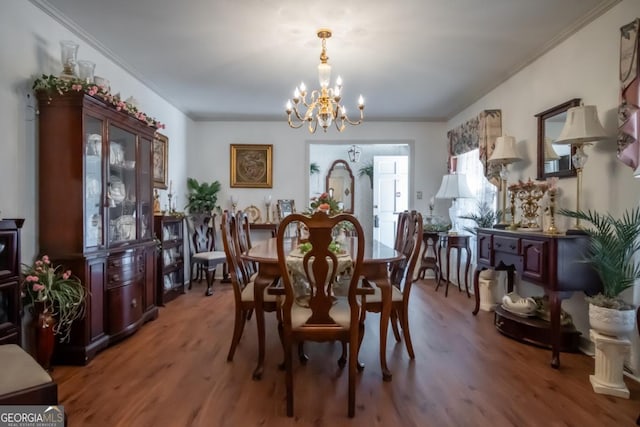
[347,144,362,163]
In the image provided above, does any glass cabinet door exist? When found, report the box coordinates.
[108,125,137,245]
[139,137,153,240]
[85,115,104,248]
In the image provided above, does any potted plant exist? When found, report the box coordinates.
[22,255,86,369]
[184,177,221,214]
[358,162,373,188]
[310,162,320,175]
[458,201,502,235]
[559,207,640,336]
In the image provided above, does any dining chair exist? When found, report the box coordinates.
[221,211,279,364]
[275,211,369,418]
[363,210,423,359]
[235,210,256,279]
[188,213,227,296]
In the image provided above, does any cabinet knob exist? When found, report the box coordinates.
[111,274,120,282]
[509,244,516,250]
[496,320,504,327]
[131,298,137,308]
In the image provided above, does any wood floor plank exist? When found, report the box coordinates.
[51,279,640,426]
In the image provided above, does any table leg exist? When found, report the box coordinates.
[456,247,462,293]
[463,247,471,298]
[205,269,214,296]
[445,247,452,297]
[472,268,483,315]
[549,291,561,369]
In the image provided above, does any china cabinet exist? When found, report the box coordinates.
[154,215,185,305]
[36,91,158,364]
[0,219,24,345]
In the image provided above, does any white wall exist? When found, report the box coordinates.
[188,121,448,243]
[446,0,640,361]
[0,1,193,261]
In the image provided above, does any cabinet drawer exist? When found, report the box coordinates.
[107,251,145,288]
[106,280,143,335]
[492,236,520,254]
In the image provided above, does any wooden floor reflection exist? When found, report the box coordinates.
[52,279,640,426]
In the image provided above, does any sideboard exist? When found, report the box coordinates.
[472,228,601,368]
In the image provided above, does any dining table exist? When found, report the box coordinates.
[242,236,404,381]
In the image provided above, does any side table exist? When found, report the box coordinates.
[436,233,471,297]
[418,231,440,281]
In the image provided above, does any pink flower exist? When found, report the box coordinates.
[42,255,50,264]
[35,260,43,266]
[63,270,71,280]
[319,192,329,199]
[32,284,45,292]
[71,84,83,91]
[88,88,97,96]
[27,275,39,282]
[318,203,330,211]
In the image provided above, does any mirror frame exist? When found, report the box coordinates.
[325,159,355,213]
[535,98,581,180]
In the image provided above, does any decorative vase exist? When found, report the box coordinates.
[59,40,79,79]
[33,302,56,371]
[588,303,635,337]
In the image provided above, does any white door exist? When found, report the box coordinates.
[373,156,408,247]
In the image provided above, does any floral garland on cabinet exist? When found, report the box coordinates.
[33,74,165,129]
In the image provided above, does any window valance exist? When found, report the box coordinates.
[446,109,502,186]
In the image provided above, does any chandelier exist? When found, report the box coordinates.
[285,28,364,133]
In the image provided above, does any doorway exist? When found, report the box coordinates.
[373,155,408,247]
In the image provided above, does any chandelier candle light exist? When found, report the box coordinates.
[489,134,522,226]
[554,104,607,232]
[286,29,364,133]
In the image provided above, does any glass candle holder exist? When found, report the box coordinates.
[60,40,79,78]
[78,60,96,83]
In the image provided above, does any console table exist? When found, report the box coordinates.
[437,234,471,297]
[472,228,601,368]
[418,231,440,280]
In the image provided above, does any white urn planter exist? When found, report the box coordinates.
[588,303,635,337]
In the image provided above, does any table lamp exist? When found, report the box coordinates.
[488,134,521,226]
[554,104,607,231]
[435,172,473,234]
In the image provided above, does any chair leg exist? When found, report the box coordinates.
[189,264,195,289]
[390,309,402,342]
[227,308,245,361]
[348,340,356,418]
[356,316,366,372]
[298,342,308,364]
[338,342,347,368]
[399,305,415,359]
[246,309,253,321]
[284,336,294,417]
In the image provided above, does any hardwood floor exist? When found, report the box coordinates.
[52,279,640,426]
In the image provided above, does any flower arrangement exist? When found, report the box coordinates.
[22,255,87,342]
[308,192,342,215]
[33,74,165,129]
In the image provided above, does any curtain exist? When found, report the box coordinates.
[618,18,640,170]
[446,110,502,186]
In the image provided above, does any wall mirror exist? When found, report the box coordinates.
[325,159,354,213]
[535,98,581,179]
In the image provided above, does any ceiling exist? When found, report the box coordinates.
[33,0,618,122]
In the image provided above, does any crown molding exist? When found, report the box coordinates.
[28,0,188,119]
[448,0,622,121]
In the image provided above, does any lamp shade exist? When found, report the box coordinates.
[544,137,560,161]
[435,174,474,200]
[555,105,607,145]
[489,135,521,164]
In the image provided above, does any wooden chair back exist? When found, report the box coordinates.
[221,211,251,299]
[276,211,366,417]
[389,210,423,292]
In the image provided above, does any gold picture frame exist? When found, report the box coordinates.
[230,144,273,188]
[153,132,168,189]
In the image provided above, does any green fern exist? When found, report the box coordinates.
[184,177,221,214]
[458,201,501,235]
[559,207,640,301]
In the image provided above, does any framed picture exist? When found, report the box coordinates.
[276,199,296,221]
[230,144,273,188]
[153,132,168,189]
